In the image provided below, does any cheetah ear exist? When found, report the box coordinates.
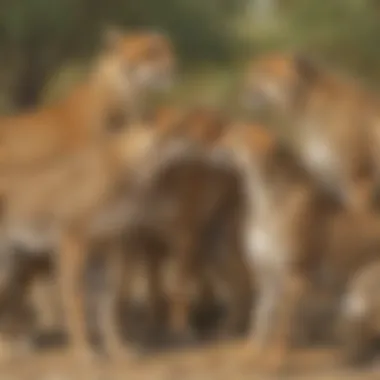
[102,26,124,51]
[294,54,319,83]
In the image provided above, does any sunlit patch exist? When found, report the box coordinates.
[342,292,368,319]
[303,134,337,173]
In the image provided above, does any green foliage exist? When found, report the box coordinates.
[284,0,380,79]
[2,0,380,108]
[248,0,380,83]
[0,0,247,108]
[0,0,240,63]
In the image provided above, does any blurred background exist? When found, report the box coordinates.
[2,0,380,114]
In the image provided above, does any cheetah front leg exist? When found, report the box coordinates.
[266,271,307,373]
[249,265,282,351]
[247,265,307,374]
[57,227,92,361]
[167,235,198,345]
[98,238,133,360]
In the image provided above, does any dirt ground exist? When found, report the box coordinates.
[1,268,377,380]
[0,343,379,380]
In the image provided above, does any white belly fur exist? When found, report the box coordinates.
[245,217,289,269]
[243,168,289,269]
[303,135,338,180]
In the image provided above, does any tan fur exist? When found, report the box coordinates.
[118,107,253,342]
[126,143,252,343]
[0,106,240,356]
[0,255,52,358]
[0,28,175,174]
[0,123,160,360]
[152,105,229,148]
[0,105,232,353]
[217,122,332,372]
[0,27,176,358]
[339,259,380,365]
[243,53,379,212]
[292,209,380,348]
